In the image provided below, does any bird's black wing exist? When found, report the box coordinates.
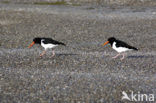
[116,40,138,50]
[42,38,66,46]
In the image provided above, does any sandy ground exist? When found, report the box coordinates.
[0,3,156,103]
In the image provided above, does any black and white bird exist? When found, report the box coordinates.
[28,37,65,57]
[102,37,138,60]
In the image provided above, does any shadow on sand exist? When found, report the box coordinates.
[56,53,78,56]
[128,55,154,58]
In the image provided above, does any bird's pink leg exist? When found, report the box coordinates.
[51,50,55,57]
[120,53,125,60]
[112,53,120,59]
[40,50,46,57]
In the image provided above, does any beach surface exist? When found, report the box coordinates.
[0,2,156,102]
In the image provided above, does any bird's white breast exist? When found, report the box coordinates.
[41,40,58,50]
[112,42,130,53]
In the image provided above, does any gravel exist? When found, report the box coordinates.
[0,3,156,103]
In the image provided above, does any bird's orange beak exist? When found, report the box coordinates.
[28,41,35,48]
[102,41,109,46]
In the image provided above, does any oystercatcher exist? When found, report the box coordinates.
[102,37,138,60]
[28,37,65,57]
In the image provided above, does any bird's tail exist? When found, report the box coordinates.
[59,42,66,46]
[132,47,138,51]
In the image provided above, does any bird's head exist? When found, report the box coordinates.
[28,38,42,48]
[102,37,116,46]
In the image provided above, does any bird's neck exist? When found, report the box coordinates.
[109,41,114,47]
